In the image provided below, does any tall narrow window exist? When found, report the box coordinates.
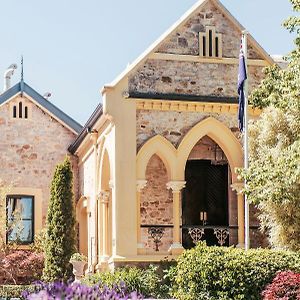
[25,106,28,119]
[6,195,34,244]
[209,30,213,57]
[13,106,17,118]
[199,26,222,58]
[19,102,23,118]
[215,36,219,57]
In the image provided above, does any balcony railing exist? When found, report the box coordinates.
[141,224,260,251]
[141,224,173,251]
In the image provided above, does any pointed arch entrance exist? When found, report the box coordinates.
[182,136,231,248]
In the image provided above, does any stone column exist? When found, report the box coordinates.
[231,183,245,248]
[99,190,110,267]
[167,181,186,255]
[136,180,147,254]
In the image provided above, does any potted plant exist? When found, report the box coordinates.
[70,253,88,282]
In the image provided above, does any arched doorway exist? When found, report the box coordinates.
[182,136,233,248]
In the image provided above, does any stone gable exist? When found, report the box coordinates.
[0,95,78,223]
[156,1,263,59]
[128,0,267,98]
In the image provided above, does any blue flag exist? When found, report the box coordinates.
[238,48,247,132]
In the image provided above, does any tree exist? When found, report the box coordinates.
[42,157,76,282]
[241,0,300,250]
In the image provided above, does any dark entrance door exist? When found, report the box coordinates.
[182,160,228,248]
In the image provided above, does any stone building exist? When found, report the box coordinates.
[70,0,275,271]
[0,80,81,243]
[1,0,279,272]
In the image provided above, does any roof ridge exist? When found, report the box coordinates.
[0,81,83,134]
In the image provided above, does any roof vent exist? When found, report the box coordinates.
[3,64,17,93]
[43,92,52,100]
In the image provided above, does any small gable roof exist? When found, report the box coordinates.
[103,0,275,91]
[0,81,82,134]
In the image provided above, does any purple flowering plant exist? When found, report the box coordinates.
[22,281,143,300]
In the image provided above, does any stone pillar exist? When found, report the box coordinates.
[136,180,147,254]
[231,183,245,248]
[167,181,186,255]
[99,190,110,268]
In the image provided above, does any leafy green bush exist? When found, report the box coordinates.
[0,285,33,299]
[173,243,300,300]
[83,265,174,298]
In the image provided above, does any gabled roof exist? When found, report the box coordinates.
[68,103,103,154]
[103,0,275,91]
[0,81,82,134]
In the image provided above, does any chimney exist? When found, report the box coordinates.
[3,64,17,92]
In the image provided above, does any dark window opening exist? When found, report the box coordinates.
[25,106,28,119]
[19,102,23,118]
[209,30,213,57]
[6,195,34,244]
[202,36,206,56]
[13,106,17,118]
[215,37,219,57]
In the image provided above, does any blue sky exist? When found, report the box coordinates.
[0,0,296,125]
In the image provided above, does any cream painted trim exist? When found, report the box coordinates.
[6,187,43,239]
[137,135,177,181]
[137,117,243,183]
[109,254,180,263]
[75,117,112,159]
[102,0,274,91]
[76,195,88,222]
[149,52,269,67]
[136,99,261,116]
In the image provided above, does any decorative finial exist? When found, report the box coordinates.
[20,55,24,96]
[21,55,24,82]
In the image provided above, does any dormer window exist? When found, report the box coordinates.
[11,100,31,120]
[199,26,222,58]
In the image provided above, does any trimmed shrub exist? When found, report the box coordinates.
[262,271,300,299]
[22,281,142,299]
[173,242,300,300]
[83,265,174,298]
[42,157,77,282]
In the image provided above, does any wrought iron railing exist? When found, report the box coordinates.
[182,225,260,247]
[141,224,173,251]
[141,224,260,251]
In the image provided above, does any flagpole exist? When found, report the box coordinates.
[242,30,250,250]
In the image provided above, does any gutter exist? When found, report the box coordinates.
[68,103,103,154]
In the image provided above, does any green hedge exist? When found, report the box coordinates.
[173,242,300,300]
[0,285,33,299]
[82,264,175,298]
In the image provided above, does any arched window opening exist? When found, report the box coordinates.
[13,105,17,118]
[19,102,23,118]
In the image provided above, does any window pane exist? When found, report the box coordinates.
[20,197,33,219]
[6,196,34,244]
[7,220,33,243]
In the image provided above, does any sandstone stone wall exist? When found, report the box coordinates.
[156,1,262,59]
[130,60,264,99]
[140,154,173,253]
[0,95,78,224]
[137,110,240,149]
[129,0,266,98]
